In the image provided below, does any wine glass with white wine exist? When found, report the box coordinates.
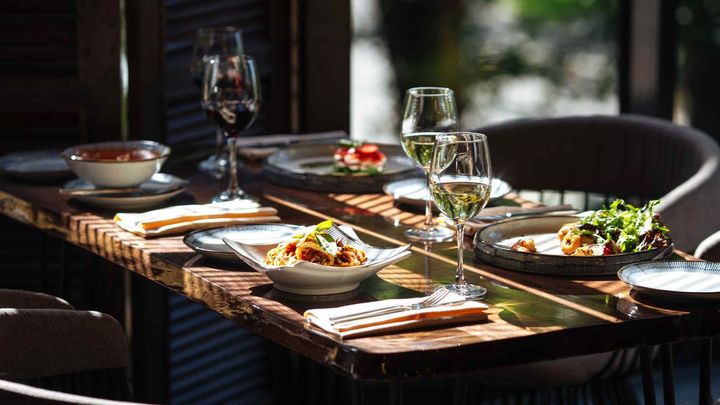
[400,87,458,242]
[429,132,491,299]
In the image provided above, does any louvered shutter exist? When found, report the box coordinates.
[163,0,289,149]
[0,0,121,153]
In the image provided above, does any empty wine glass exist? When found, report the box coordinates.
[400,87,458,242]
[202,55,261,202]
[191,27,244,178]
[429,132,491,299]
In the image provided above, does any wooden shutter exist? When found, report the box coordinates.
[161,0,291,149]
[0,0,122,153]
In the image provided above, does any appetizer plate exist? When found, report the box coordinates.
[618,261,720,302]
[383,177,513,208]
[63,173,186,210]
[218,224,412,295]
[0,150,73,183]
[474,215,673,276]
[263,141,420,193]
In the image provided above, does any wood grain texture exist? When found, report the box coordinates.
[0,167,718,381]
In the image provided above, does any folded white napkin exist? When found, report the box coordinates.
[304,292,488,339]
[114,200,280,237]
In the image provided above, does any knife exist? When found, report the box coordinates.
[473,204,576,222]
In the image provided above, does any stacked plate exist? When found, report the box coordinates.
[263,142,420,193]
[473,215,673,276]
[61,173,187,210]
[619,261,720,303]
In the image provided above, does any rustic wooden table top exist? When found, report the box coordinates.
[0,166,718,381]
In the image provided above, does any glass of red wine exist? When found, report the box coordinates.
[191,27,244,178]
[202,55,261,202]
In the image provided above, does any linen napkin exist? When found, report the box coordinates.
[304,292,488,339]
[114,200,280,237]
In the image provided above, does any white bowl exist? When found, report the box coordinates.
[222,224,412,295]
[61,141,170,188]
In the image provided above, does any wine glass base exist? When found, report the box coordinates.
[198,154,229,179]
[440,284,487,300]
[404,226,454,242]
[211,189,258,204]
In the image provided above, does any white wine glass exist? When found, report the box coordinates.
[429,132,491,299]
[400,87,457,242]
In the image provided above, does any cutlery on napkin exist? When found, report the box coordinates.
[304,292,488,339]
[114,200,280,237]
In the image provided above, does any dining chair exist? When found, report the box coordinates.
[476,114,720,252]
[465,114,720,402]
[695,230,720,261]
[0,289,132,401]
[0,378,150,405]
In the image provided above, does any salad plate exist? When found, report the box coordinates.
[383,177,513,208]
[474,214,673,276]
[218,222,411,295]
[263,141,420,193]
[618,261,720,302]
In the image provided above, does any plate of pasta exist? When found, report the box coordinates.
[221,219,412,295]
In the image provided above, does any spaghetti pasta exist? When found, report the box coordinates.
[264,219,367,267]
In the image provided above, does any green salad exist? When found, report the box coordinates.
[575,199,671,254]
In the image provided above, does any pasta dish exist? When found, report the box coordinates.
[265,219,367,267]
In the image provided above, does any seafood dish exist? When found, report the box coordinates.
[511,199,671,256]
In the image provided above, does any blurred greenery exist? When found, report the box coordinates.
[676,0,720,141]
[377,0,618,131]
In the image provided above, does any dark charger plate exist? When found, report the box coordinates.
[474,215,674,276]
[262,142,420,193]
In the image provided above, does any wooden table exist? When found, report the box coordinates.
[0,167,717,402]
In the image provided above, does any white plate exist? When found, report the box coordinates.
[63,173,186,210]
[0,150,73,182]
[218,224,412,295]
[474,215,673,276]
[184,223,306,262]
[383,177,512,208]
[618,261,720,302]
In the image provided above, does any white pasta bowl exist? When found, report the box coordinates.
[222,224,411,295]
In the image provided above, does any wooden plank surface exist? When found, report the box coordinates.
[0,166,718,380]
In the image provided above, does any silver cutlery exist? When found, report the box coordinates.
[473,204,576,222]
[329,289,452,324]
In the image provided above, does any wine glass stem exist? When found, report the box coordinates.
[215,128,225,158]
[226,135,240,194]
[424,170,433,230]
[455,222,467,287]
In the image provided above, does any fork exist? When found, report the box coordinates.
[328,288,450,325]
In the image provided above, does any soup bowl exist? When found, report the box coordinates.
[62,140,171,188]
